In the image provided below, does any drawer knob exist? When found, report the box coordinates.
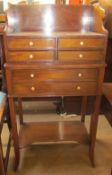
[30,74,35,78]
[76,86,81,90]
[29,41,34,46]
[79,54,83,58]
[29,54,34,59]
[80,41,84,46]
[78,73,82,77]
[31,86,35,91]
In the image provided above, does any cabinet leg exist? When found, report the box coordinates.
[89,96,101,167]
[81,96,87,122]
[57,96,66,114]
[18,98,23,125]
[89,145,95,167]
[9,98,20,171]
[6,101,11,130]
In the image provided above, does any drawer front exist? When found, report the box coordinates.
[12,82,97,97]
[12,69,98,82]
[58,51,104,61]
[7,38,55,50]
[8,51,54,62]
[58,38,105,49]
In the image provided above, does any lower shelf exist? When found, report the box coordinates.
[19,121,89,148]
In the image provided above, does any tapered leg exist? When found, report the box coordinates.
[4,135,11,172]
[6,101,11,130]
[81,96,87,122]
[9,98,20,171]
[89,95,101,167]
[18,98,23,125]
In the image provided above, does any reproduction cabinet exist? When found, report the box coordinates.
[3,4,108,170]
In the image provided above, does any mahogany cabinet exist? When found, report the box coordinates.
[3,4,108,170]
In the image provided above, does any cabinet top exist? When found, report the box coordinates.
[5,4,107,35]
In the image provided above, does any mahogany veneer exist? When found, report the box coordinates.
[19,121,89,148]
[4,4,108,170]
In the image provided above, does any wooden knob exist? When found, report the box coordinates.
[79,54,83,58]
[80,41,84,46]
[78,73,82,77]
[29,41,34,46]
[31,86,35,91]
[76,86,81,90]
[29,54,34,59]
[30,74,35,78]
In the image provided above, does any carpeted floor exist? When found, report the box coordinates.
[2,101,112,175]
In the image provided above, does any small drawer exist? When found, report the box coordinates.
[58,38,105,49]
[58,51,104,61]
[7,38,55,50]
[8,51,54,62]
[12,68,98,82]
[11,82,97,97]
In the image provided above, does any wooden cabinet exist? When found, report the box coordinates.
[6,35,102,98]
[4,4,108,170]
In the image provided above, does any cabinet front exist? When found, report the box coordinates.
[5,34,106,98]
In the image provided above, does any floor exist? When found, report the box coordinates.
[2,101,112,175]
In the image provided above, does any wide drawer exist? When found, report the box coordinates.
[7,38,55,50]
[8,51,54,62]
[11,82,97,97]
[12,69,98,82]
[58,38,105,49]
[58,51,104,61]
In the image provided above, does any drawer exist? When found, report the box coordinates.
[12,69,98,82]
[8,51,54,62]
[7,38,55,50]
[58,38,105,49]
[11,82,97,97]
[58,51,104,61]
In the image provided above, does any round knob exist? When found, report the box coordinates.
[80,41,84,46]
[29,54,34,59]
[29,41,34,46]
[79,54,83,58]
[78,73,82,77]
[31,86,35,91]
[30,74,35,78]
[76,86,81,90]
